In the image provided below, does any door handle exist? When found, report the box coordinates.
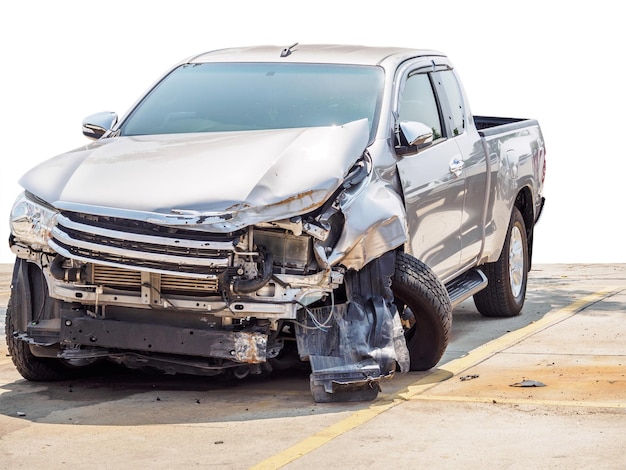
[449,157,464,177]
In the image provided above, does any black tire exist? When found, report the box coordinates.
[392,252,452,371]
[474,207,528,317]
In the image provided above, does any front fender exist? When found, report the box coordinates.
[327,178,407,270]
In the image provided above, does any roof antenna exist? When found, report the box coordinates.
[280,42,298,58]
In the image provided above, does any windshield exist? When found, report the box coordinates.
[120,63,384,138]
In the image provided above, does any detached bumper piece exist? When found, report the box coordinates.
[309,356,387,402]
[297,296,407,403]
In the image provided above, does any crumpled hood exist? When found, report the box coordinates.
[20,119,370,230]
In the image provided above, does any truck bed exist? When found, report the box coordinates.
[474,115,539,136]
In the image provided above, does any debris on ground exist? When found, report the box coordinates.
[510,380,546,387]
[460,374,479,381]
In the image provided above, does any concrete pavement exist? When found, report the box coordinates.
[0,263,624,469]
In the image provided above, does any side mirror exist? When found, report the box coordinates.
[395,121,434,157]
[82,111,118,140]
[400,121,433,146]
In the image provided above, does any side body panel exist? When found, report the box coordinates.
[456,133,489,267]
[478,122,546,263]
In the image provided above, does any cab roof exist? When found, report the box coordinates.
[187,44,446,68]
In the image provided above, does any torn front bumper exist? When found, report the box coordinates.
[59,314,267,363]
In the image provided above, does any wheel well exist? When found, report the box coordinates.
[514,187,535,270]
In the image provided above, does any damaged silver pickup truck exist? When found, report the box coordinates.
[6,44,546,402]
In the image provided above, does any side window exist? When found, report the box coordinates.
[435,70,465,136]
[398,73,443,140]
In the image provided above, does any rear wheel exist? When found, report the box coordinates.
[474,207,528,317]
[392,252,452,371]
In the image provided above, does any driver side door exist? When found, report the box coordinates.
[395,65,465,281]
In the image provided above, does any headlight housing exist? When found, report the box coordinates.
[10,192,58,250]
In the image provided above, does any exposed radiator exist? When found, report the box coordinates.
[90,264,219,294]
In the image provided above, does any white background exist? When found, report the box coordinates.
[0,0,623,264]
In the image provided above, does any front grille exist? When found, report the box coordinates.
[51,212,242,278]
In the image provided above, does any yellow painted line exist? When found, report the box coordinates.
[427,287,621,379]
[251,287,620,470]
[409,394,624,409]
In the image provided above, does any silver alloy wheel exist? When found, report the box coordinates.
[474,207,527,318]
[509,225,524,297]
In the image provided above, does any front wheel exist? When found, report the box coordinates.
[5,297,74,381]
[6,258,82,381]
[474,207,528,317]
[392,252,452,371]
